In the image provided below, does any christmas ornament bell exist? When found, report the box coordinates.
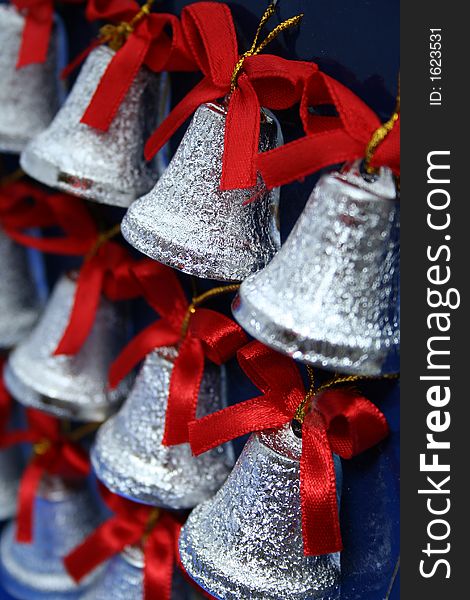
[0,476,101,599]
[121,102,281,281]
[4,273,127,421]
[0,228,40,350]
[233,160,400,375]
[92,348,234,509]
[179,425,341,600]
[80,545,190,600]
[20,46,163,207]
[0,446,23,521]
[0,5,59,154]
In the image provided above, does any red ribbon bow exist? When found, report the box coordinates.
[0,408,90,543]
[144,2,314,190]
[64,485,183,600]
[257,70,400,189]
[108,261,247,445]
[77,0,195,132]
[188,341,390,556]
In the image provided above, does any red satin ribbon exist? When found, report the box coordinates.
[0,409,90,543]
[77,0,195,131]
[144,1,314,190]
[108,262,247,445]
[188,341,390,556]
[12,0,54,67]
[64,485,182,600]
[257,70,400,189]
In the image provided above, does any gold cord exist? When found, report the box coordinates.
[99,0,155,51]
[85,223,121,261]
[230,2,303,92]
[364,76,400,174]
[180,284,240,337]
[294,365,315,423]
[141,508,161,543]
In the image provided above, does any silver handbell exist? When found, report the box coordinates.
[80,544,192,600]
[4,273,128,422]
[0,5,59,154]
[20,45,164,207]
[0,475,102,599]
[0,228,40,350]
[0,446,23,521]
[233,160,400,375]
[91,348,234,509]
[121,102,281,281]
[179,425,341,600]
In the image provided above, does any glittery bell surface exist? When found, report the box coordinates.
[0,229,40,350]
[80,545,191,600]
[91,348,234,509]
[0,5,59,154]
[233,160,400,375]
[121,102,281,281]
[4,274,128,421]
[0,446,23,521]
[20,45,163,207]
[0,476,101,599]
[179,425,341,600]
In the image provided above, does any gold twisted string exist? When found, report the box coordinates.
[85,223,121,261]
[294,369,399,424]
[364,76,400,174]
[99,0,156,52]
[33,421,101,457]
[230,1,303,92]
[141,508,161,543]
[180,284,240,338]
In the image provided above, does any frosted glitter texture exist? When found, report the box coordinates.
[0,477,101,599]
[92,348,234,509]
[179,426,340,600]
[233,161,400,375]
[80,546,191,600]
[0,6,59,153]
[20,46,161,207]
[0,228,40,349]
[121,103,281,281]
[5,274,127,421]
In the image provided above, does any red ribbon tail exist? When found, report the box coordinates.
[54,256,104,356]
[143,516,178,600]
[16,460,45,543]
[163,336,204,446]
[144,78,222,160]
[300,412,342,556]
[81,32,151,131]
[16,7,54,68]
[220,77,260,190]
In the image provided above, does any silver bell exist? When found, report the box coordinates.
[79,544,191,600]
[91,348,234,509]
[233,160,400,375]
[121,102,281,281]
[179,425,341,600]
[0,475,101,599]
[20,45,164,207]
[4,273,128,422]
[0,5,59,154]
[0,228,40,350]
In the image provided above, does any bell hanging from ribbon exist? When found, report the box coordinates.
[92,348,234,509]
[179,425,341,600]
[0,228,40,350]
[0,5,60,154]
[4,273,128,422]
[233,160,400,375]
[0,475,101,599]
[0,446,23,521]
[80,544,191,600]
[121,102,281,281]
[20,45,164,207]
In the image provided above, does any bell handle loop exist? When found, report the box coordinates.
[180,283,240,338]
[364,75,400,175]
[230,2,304,92]
[99,0,156,52]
